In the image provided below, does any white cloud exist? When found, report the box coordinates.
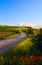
[18,22,33,27]
[18,22,42,29]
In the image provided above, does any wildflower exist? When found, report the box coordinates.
[29,56,35,59]
[12,56,16,59]
[19,57,24,62]
[9,61,13,65]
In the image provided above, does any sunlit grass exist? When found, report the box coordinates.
[0,35,42,65]
[0,32,20,40]
[6,34,20,39]
[13,36,33,51]
[2,36,33,57]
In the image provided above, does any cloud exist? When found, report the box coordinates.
[18,22,42,29]
[18,22,33,27]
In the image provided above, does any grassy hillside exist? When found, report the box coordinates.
[0,25,28,32]
[0,25,27,40]
[0,25,39,40]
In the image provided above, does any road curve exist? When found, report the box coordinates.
[0,32,27,54]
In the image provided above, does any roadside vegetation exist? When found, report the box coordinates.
[0,25,27,40]
[0,32,20,40]
[0,25,42,65]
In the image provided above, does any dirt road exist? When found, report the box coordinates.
[0,32,27,54]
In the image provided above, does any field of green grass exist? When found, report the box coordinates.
[0,35,42,65]
[0,25,42,65]
[0,32,20,40]
[0,25,28,40]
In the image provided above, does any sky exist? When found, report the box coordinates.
[0,0,42,26]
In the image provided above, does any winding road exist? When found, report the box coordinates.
[0,32,27,54]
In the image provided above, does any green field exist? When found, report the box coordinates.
[0,25,42,65]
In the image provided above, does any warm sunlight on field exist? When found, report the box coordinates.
[0,32,18,40]
[0,0,42,64]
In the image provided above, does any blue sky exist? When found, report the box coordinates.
[0,0,42,26]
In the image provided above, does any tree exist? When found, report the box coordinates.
[32,28,42,52]
[27,27,34,35]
